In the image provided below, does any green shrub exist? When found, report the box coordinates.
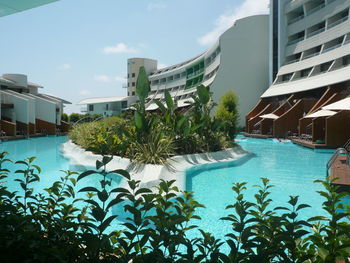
[61,113,69,122]
[1,152,350,262]
[215,90,239,138]
[129,126,176,165]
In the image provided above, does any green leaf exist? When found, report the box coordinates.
[154,99,167,113]
[91,207,106,222]
[98,215,117,232]
[77,170,96,181]
[106,197,122,210]
[110,169,130,180]
[79,187,99,193]
[97,190,109,202]
[197,85,210,105]
[136,66,150,102]
[134,111,144,130]
[164,90,174,111]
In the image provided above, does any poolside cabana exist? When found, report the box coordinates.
[293,97,350,148]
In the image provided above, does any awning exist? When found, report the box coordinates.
[259,113,279,119]
[304,109,337,118]
[322,97,350,111]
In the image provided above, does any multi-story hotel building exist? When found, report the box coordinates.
[246,0,350,147]
[80,15,270,127]
[0,74,71,136]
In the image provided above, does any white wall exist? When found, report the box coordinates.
[210,15,270,127]
[26,94,56,124]
[1,90,29,123]
[3,90,36,124]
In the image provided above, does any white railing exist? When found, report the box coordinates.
[307,3,325,16]
[287,36,305,46]
[288,14,305,25]
[307,27,325,38]
[327,16,348,30]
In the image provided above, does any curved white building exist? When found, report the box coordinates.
[265,0,350,98]
[246,0,350,147]
[130,15,270,127]
[81,15,270,127]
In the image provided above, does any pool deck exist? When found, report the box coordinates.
[243,132,273,139]
[330,155,350,191]
[291,138,336,149]
[0,133,68,141]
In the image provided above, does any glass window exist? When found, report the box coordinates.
[132,91,135,96]
[88,105,94,111]
[132,73,136,77]
[132,82,135,87]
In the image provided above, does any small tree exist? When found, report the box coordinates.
[215,90,239,138]
[61,113,68,122]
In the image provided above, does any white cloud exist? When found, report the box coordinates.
[115,76,127,83]
[103,43,137,54]
[198,0,269,46]
[158,63,168,69]
[94,75,111,82]
[147,1,167,11]
[80,89,91,95]
[58,63,71,70]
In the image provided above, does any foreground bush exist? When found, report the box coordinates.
[1,152,350,262]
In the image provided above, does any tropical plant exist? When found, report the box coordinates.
[216,90,239,138]
[1,152,350,262]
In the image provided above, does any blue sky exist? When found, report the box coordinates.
[0,0,268,113]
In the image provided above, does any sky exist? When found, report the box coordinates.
[0,0,269,114]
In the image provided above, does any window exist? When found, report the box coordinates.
[132,82,135,87]
[121,101,127,109]
[342,55,350,66]
[88,105,94,111]
[132,73,135,78]
[127,92,130,96]
[132,91,135,96]
[127,74,129,78]
[128,82,130,87]
[106,104,109,110]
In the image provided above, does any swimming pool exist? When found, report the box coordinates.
[186,136,335,240]
[0,135,337,241]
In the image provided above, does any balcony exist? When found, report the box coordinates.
[307,27,325,38]
[288,14,305,25]
[287,36,305,46]
[307,3,325,16]
[327,16,348,30]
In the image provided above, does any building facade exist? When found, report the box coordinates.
[80,15,270,127]
[246,0,350,147]
[0,73,71,136]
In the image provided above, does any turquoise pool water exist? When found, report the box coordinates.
[186,137,335,240]
[0,135,338,242]
[1,136,121,196]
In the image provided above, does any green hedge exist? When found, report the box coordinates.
[0,152,350,262]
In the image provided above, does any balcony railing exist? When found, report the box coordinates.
[303,51,320,60]
[307,27,325,38]
[288,14,304,25]
[327,16,348,30]
[285,58,301,65]
[287,36,305,46]
[322,43,342,54]
[307,3,325,16]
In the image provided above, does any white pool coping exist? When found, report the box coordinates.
[61,140,251,192]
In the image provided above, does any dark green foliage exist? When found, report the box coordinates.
[61,113,69,122]
[69,82,234,164]
[1,152,350,262]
